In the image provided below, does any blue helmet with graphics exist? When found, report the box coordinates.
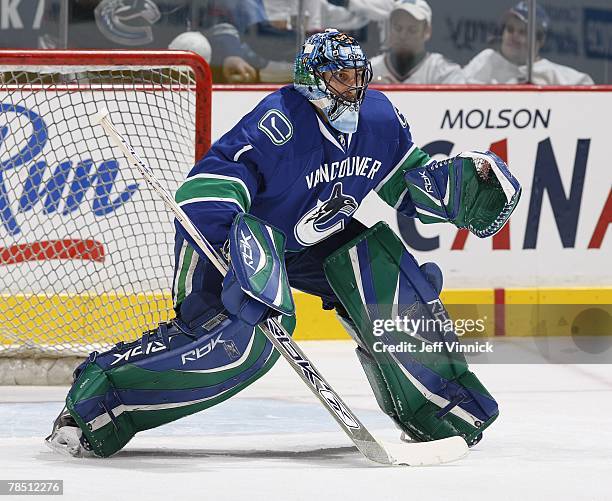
[294,29,372,133]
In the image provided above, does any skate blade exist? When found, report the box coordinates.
[44,428,92,458]
[44,436,83,457]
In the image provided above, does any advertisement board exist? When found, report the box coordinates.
[0,91,195,294]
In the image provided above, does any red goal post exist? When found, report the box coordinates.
[0,50,211,384]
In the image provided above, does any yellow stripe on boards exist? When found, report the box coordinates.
[0,288,609,347]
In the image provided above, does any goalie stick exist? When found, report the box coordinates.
[94,108,468,466]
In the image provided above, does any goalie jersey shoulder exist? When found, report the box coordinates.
[228,85,322,160]
[225,87,410,163]
[360,89,411,136]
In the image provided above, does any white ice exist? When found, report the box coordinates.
[1,340,611,501]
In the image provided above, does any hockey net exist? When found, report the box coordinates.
[0,50,211,384]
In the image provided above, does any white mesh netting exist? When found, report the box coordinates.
[0,51,210,384]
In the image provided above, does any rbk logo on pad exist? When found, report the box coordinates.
[239,229,256,270]
[294,182,358,246]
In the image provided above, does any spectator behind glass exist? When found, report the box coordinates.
[464,1,594,85]
[172,0,293,83]
[195,0,268,83]
[370,0,466,84]
[321,0,395,59]
[184,0,322,83]
[234,0,391,83]
[252,0,322,82]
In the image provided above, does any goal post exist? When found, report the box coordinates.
[0,50,211,384]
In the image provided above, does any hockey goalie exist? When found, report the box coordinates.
[47,29,521,458]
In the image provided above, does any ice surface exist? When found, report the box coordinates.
[1,341,611,501]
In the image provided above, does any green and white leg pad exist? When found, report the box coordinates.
[325,222,499,445]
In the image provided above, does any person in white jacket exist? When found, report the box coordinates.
[464,1,594,85]
[370,0,466,84]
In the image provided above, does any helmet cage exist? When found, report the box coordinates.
[313,61,373,112]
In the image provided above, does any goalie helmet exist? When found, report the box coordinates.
[294,29,372,133]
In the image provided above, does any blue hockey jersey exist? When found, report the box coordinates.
[174,85,431,254]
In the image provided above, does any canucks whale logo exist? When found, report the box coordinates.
[95,0,161,46]
[295,182,358,246]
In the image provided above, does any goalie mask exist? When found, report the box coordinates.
[294,29,372,133]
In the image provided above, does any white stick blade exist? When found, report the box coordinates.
[384,436,468,466]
